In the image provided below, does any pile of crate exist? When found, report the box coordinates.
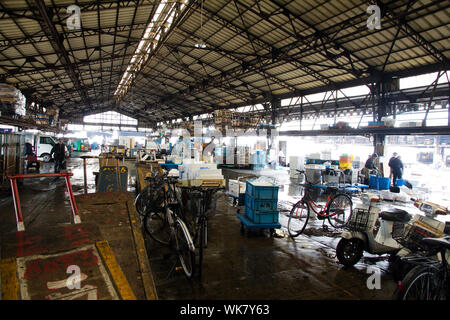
[235,146,251,166]
[245,180,279,224]
[213,110,232,126]
[181,121,194,135]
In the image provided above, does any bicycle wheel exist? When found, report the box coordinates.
[198,217,207,277]
[143,211,170,245]
[327,193,352,229]
[287,200,310,237]
[174,220,195,278]
[394,264,445,300]
[135,192,148,216]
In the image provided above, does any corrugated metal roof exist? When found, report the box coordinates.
[0,0,448,122]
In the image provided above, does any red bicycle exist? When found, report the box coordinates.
[287,170,353,237]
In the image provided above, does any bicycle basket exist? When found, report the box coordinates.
[346,208,370,231]
[394,223,440,252]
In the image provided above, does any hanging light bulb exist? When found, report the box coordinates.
[195,0,206,48]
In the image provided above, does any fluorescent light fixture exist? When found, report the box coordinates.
[114,0,189,98]
[195,43,206,48]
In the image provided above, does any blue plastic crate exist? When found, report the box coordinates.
[245,193,278,212]
[245,206,279,224]
[245,180,279,200]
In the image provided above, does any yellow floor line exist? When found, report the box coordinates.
[0,258,19,300]
[96,240,136,300]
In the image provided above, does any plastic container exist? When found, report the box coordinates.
[245,206,279,224]
[246,180,279,200]
[369,175,379,189]
[395,179,405,187]
[245,194,278,213]
[378,177,390,190]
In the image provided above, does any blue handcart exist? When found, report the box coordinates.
[236,208,281,237]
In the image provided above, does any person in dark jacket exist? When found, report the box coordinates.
[388,152,398,182]
[363,153,378,184]
[390,155,404,186]
[365,153,378,170]
[50,138,66,173]
[25,139,34,156]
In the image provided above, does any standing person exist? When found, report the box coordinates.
[25,139,34,156]
[50,138,67,173]
[363,153,378,184]
[388,152,398,184]
[391,155,404,186]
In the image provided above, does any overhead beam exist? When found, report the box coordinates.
[33,0,91,108]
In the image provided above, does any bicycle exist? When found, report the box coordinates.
[180,185,224,278]
[134,169,165,216]
[394,236,450,300]
[287,169,353,237]
[142,172,195,278]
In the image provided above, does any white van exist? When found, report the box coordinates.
[36,135,57,162]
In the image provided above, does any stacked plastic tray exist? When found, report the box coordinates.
[245,180,279,224]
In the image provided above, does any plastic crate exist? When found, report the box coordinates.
[246,180,279,200]
[245,193,278,213]
[245,206,279,224]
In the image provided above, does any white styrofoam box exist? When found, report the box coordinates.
[380,190,395,201]
[289,156,304,171]
[381,117,396,127]
[248,180,275,187]
[197,170,223,178]
[321,151,332,160]
[229,180,246,196]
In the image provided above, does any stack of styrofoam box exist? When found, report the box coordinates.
[178,162,224,186]
[236,146,250,165]
[289,156,304,178]
[228,179,246,197]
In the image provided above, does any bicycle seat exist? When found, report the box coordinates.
[421,236,450,251]
[379,208,411,223]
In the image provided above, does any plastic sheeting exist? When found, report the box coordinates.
[0,83,26,116]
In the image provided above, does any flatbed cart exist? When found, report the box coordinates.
[236,207,281,237]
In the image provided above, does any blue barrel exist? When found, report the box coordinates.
[369,175,379,189]
[395,179,405,187]
[378,177,391,190]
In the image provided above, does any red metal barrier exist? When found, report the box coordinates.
[8,172,81,232]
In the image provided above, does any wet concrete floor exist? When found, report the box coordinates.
[0,155,399,299]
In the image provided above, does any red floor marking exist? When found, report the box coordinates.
[17,245,118,300]
[15,232,45,258]
[64,224,91,248]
